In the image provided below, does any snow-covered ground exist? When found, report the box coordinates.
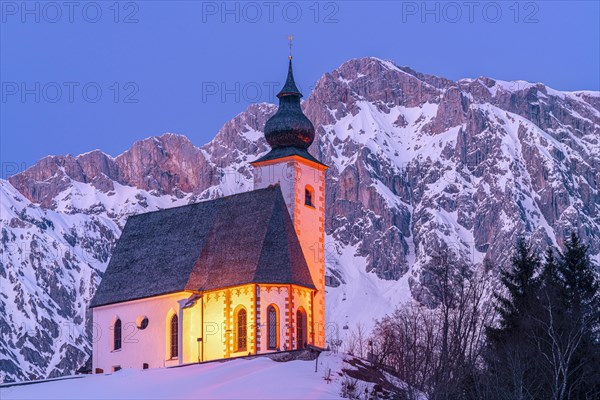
[1,353,347,400]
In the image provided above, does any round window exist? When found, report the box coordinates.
[137,316,149,330]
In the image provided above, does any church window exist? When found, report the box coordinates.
[267,305,278,350]
[305,185,315,207]
[113,318,122,351]
[236,307,247,352]
[170,314,178,359]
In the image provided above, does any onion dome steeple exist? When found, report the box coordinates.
[264,57,315,149]
[277,59,302,97]
[252,41,326,168]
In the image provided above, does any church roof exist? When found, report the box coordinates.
[251,146,327,168]
[90,186,315,308]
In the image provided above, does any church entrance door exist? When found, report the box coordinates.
[296,308,307,349]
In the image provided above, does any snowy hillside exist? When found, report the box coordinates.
[1,352,416,400]
[2,57,599,382]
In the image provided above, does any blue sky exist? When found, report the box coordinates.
[1,1,599,177]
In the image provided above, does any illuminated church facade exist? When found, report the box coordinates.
[90,57,327,373]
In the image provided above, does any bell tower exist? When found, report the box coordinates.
[250,52,327,348]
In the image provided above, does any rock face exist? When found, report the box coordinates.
[2,57,599,382]
[10,134,213,207]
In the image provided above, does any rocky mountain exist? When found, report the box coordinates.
[1,57,599,382]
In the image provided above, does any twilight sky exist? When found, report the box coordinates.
[1,1,599,177]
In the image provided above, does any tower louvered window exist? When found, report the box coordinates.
[305,186,314,207]
[267,305,278,350]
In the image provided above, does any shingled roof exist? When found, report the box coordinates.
[90,186,315,308]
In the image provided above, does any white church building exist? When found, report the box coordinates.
[90,56,328,373]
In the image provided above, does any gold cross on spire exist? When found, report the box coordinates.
[288,35,293,60]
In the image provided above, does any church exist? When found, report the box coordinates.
[90,56,328,373]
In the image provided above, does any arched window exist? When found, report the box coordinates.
[113,318,122,351]
[267,305,278,350]
[170,314,178,359]
[235,307,247,352]
[296,308,307,349]
[305,185,315,207]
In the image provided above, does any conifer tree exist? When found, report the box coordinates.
[488,238,541,340]
[558,233,600,325]
[485,238,543,399]
[553,233,600,397]
[533,247,572,400]
[541,248,559,289]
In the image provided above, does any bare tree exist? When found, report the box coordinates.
[370,262,495,398]
[530,291,594,400]
[344,323,368,359]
